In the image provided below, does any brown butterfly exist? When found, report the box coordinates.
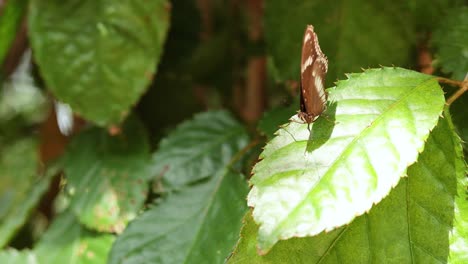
[298,25,328,124]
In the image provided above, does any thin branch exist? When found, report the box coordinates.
[436,77,464,87]
[441,74,468,106]
[447,80,468,106]
[228,138,262,168]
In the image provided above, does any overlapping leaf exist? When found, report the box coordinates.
[35,212,115,264]
[248,68,445,252]
[63,117,150,233]
[257,104,297,140]
[229,114,465,263]
[28,0,170,125]
[447,110,468,263]
[265,0,414,84]
[0,138,57,248]
[108,169,248,264]
[432,6,468,81]
[0,249,37,264]
[151,110,249,189]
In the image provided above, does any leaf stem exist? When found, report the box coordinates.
[440,74,468,106]
[228,138,262,168]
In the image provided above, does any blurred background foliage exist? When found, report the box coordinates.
[0,0,467,263]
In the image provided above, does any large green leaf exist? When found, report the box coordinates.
[229,114,465,263]
[63,117,150,233]
[249,68,445,252]
[432,6,468,81]
[151,110,249,189]
[0,0,28,68]
[0,249,37,264]
[108,169,248,264]
[265,0,415,84]
[0,138,57,248]
[28,0,170,125]
[35,212,115,264]
[447,110,468,263]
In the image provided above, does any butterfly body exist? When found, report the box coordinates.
[298,25,328,123]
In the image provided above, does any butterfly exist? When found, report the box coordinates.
[298,25,328,124]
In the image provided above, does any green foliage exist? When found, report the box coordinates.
[28,0,170,126]
[447,110,468,263]
[432,6,468,81]
[151,111,249,189]
[450,91,468,150]
[407,0,465,30]
[63,117,151,233]
[0,138,58,248]
[35,212,115,264]
[257,104,297,140]
[249,68,445,252]
[0,1,467,263]
[229,114,465,263]
[264,0,415,85]
[0,0,28,69]
[109,169,248,264]
[109,111,249,263]
[0,249,36,264]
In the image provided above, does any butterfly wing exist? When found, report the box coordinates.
[300,25,328,123]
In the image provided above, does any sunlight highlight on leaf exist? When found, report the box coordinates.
[230,113,464,263]
[248,68,445,252]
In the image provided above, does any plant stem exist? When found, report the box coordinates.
[442,74,468,106]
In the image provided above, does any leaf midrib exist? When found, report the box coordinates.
[271,77,435,241]
[156,126,245,177]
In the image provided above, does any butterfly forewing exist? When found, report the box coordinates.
[299,25,328,123]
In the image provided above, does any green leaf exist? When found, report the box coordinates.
[35,212,115,264]
[151,110,249,189]
[0,249,37,264]
[407,0,464,30]
[229,114,463,263]
[447,110,468,263]
[432,6,468,81]
[28,0,170,125]
[450,87,468,150]
[0,138,57,248]
[249,68,445,252]
[257,104,297,140]
[0,0,28,67]
[64,117,150,233]
[265,0,415,84]
[108,169,248,264]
